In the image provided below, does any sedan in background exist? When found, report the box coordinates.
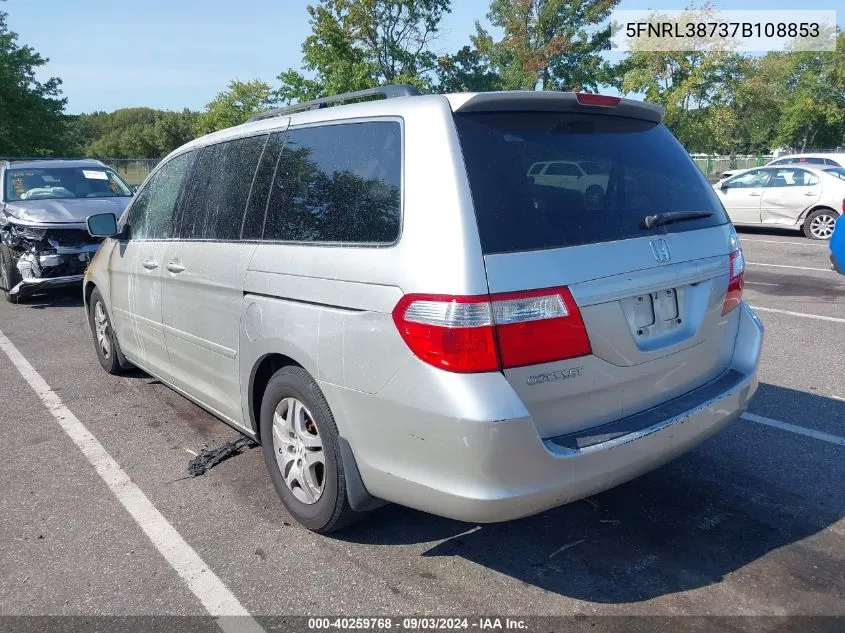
[714,165,845,240]
[720,153,845,180]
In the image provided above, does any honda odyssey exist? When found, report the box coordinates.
[83,86,763,532]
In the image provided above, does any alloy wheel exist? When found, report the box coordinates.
[271,397,325,504]
[94,301,112,359]
[810,213,836,239]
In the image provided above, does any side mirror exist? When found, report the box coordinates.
[131,185,139,194]
[87,212,119,237]
[720,182,730,190]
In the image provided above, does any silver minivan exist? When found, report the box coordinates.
[83,87,763,533]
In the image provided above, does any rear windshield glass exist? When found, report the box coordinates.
[454,112,728,254]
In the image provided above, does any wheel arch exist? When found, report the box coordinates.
[248,352,304,441]
[802,205,840,222]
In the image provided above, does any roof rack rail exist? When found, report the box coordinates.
[247,84,421,123]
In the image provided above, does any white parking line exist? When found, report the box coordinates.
[741,239,827,247]
[0,328,263,633]
[750,305,845,324]
[742,413,845,447]
[746,262,833,272]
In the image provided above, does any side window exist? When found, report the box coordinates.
[728,169,769,188]
[129,151,196,240]
[178,134,268,240]
[545,162,580,176]
[527,163,545,176]
[263,121,401,244]
[768,168,818,187]
[824,158,840,166]
[241,132,286,240]
[804,157,825,165]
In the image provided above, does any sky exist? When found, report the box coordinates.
[3,0,842,114]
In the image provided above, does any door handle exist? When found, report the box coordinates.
[142,259,158,270]
[748,192,761,196]
[166,262,186,274]
[804,192,817,196]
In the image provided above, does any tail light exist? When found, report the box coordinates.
[722,249,745,315]
[841,198,844,214]
[575,93,621,107]
[392,287,592,373]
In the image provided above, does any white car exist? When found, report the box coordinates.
[714,165,845,239]
[720,153,845,180]
[527,160,609,205]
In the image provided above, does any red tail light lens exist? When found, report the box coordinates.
[722,249,745,315]
[392,294,499,372]
[392,287,592,373]
[575,93,621,107]
[492,287,591,368]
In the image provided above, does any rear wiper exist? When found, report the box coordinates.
[641,211,713,229]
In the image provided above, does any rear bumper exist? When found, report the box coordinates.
[327,302,764,523]
[10,274,84,299]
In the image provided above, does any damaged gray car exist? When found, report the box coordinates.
[0,159,133,303]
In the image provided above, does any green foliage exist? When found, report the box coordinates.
[436,45,501,92]
[475,0,617,92]
[196,80,276,134]
[767,33,845,151]
[617,26,845,154]
[277,0,451,103]
[0,10,68,156]
[67,108,199,158]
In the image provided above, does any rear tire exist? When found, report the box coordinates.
[0,244,21,304]
[259,365,362,533]
[88,288,125,374]
[803,208,838,240]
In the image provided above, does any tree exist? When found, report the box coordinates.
[474,0,617,92]
[153,109,200,155]
[277,0,451,103]
[435,45,501,92]
[767,32,845,151]
[197,80,276,134]
[0,9,68,156]
[67,108,199,158]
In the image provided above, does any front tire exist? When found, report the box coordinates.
[0,244,21,304]
[260,366,361,533]
[803,208,838,240]
[88,288,124,374]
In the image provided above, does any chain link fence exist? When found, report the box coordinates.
[692,154,773,182]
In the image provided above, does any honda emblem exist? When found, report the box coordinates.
[650,238,671,263]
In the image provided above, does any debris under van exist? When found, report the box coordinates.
[187,437,257,477]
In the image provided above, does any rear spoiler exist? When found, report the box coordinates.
[445,91,664,124]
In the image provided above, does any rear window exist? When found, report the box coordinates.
[454,112,728,254]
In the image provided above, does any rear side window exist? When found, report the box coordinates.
[130,150,196,240]
[263,121,401,244]
[178,134,268,240]
[455,112,728,254]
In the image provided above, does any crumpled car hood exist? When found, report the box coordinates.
[4,197,130,226]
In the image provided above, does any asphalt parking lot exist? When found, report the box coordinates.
[0,229,843,625]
